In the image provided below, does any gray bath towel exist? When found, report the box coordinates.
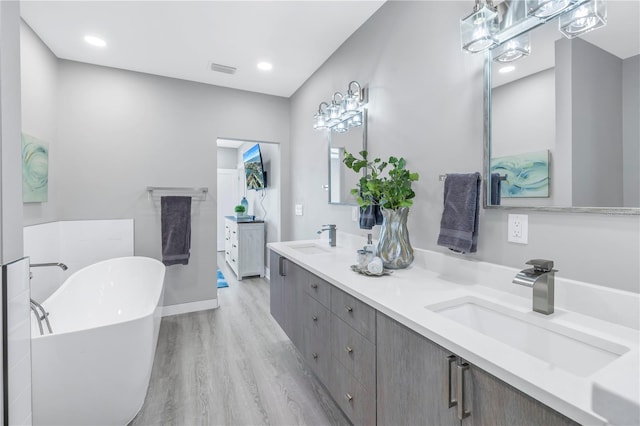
[437,173,481,254]
[161,196,192,266]
[490,173,502,206]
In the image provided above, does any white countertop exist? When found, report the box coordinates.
[268,234,640,426]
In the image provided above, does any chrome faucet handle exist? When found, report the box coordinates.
[525,259,554,273]
[322,224,336,229]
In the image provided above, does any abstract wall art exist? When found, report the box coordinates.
[22,133,49,203]
[490,150,550,198]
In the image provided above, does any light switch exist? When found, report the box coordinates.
[508,214,528,244]
[295,204,303,216]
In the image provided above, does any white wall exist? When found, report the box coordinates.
[217,147,238,169]
[288,1,640,293]
[623,55,640,207]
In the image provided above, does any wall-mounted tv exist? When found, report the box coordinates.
[243,144,267,190]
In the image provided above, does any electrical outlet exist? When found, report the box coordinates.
[295,204,303,216]
[352,206,359,222]
[508,214,528,244]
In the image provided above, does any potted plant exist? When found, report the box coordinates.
[234,205,246,217]
[343,150,419,269]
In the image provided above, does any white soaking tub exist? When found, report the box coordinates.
[31,256,166,426]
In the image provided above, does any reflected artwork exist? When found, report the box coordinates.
[490,150,549,198]
[22,133,49,203]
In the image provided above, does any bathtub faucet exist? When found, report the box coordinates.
[30,298,53,335]
[31,262,68,271]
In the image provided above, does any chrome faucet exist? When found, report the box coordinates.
[30,298,53,335]
[512,259,557,315]
[317,224,337,247]
[30,262,68,271]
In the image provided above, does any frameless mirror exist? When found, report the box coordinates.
[485,1,639,213]
[328,111,367,205]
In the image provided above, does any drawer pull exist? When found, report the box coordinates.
[310,283,318,289]
[446,355,457,409]
[345,305,353,313]
[345,393,353,403]
[312,353,318,360]
[312,315,318,322]
[457,362,471,420]
[232,244,237,248]
[345,346,353,354]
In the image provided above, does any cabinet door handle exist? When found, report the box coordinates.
[312,353,318,360]
[279,257,287,277]
[310,283,318,289]
[345,393,353,403]
[345,305,353,313]
[312,315,318,322]
[345,346,353,354]
[456,362,471,420]
[446,355,457,409]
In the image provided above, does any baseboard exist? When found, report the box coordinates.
[162,298,219,317]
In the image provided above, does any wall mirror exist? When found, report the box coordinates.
[484,1,639,214]
[328,110,367,205]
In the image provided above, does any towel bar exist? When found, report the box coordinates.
[146,186,208,201]
[439,174,506,182]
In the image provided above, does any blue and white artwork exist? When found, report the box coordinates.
[490,150,549,198]
[22,133,49,203]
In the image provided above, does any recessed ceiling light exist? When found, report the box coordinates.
[84,35,106,48]
[499,65,515,73]
[257,61,273,71]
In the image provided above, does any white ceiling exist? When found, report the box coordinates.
[20,1,385,98]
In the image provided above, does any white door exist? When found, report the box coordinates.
[217,169,239,251]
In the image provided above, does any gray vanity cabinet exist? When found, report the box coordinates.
[269,250,285,327]
[376,312,459,426]
[270,252,306,350]
[303,295,331,380]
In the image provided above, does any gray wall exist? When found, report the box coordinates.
[217,147,238,169]
[21,21,58,226]
[623,55,640,207]
[570,38,623,207]
[21,24,290,307]
[288,1,640,293]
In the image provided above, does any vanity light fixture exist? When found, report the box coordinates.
[527,0,573,18]
[492,33,531,62]
[460,0,499,53]
[558,0,607,38]
[313,81,367,133]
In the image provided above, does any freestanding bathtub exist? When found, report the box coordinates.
[31,256,166,426]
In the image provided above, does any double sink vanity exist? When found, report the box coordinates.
[268,235,639,425]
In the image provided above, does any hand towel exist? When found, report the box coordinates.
[161,196,192,266]
[359,195,383,230]
[490,173,502,206]
[367,257,383,274]
[437,173,481,254]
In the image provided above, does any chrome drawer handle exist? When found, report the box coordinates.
[312,353,318,360]
[446,355,457,409]
[345,393,353,403]
[312,315,318,322]
[457,362,471,420]
[345,305,353,313]
[345,346,353,354]
[310,283,318,289]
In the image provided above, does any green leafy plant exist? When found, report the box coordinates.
[343,150,419,209]
[234,205,246,214]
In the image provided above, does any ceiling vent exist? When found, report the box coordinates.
[210,62,237,75]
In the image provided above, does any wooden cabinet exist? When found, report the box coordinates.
[376,312,578,426]
[269,250,284,328]
[224,217,264,280]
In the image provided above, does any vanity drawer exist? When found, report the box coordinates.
[330,360,376,425]
[305,274,331,308]
[304,297,331,381]
[331,315,375,391]
[331,287,376,342]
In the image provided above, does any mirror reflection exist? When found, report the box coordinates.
[487,1,639,210]
[328,111,366,205]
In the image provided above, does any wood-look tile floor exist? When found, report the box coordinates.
[129,254,349,426]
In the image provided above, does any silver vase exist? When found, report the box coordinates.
[376,207,414,269]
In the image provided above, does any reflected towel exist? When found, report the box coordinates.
[437,173,481,254]
[161,196,192,266]
[490,173,502,206]
[359,195,383,230]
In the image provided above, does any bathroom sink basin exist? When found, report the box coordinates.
[288,243,332,255]
[426,296,629,377]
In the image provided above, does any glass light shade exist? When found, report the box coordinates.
[340,95,360,120]
[349,113,363,128]
[526,0,571,18]
[559,0,607,38]
[334,121,348,133]
[492,33,531,63]
[327,102,341,120]
[460,4,499,53]
[313,112,327,130]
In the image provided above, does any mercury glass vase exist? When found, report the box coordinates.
[376,207,414,269]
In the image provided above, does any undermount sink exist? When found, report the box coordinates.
[426,296,629,377]
[288,243,332,255]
